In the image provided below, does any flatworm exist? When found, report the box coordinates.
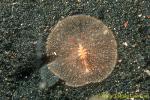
[46,15,117,87]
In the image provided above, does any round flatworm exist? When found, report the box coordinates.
[46,15,117,87]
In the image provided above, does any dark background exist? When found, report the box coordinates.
[0,0,149,100]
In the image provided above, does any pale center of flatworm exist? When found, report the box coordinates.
[78,43,90,73]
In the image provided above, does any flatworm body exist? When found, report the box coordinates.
[46,15,117,87]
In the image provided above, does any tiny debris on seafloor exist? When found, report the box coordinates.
[123,21,128,28]
[122,42,128,47]
[144,69,150,76]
